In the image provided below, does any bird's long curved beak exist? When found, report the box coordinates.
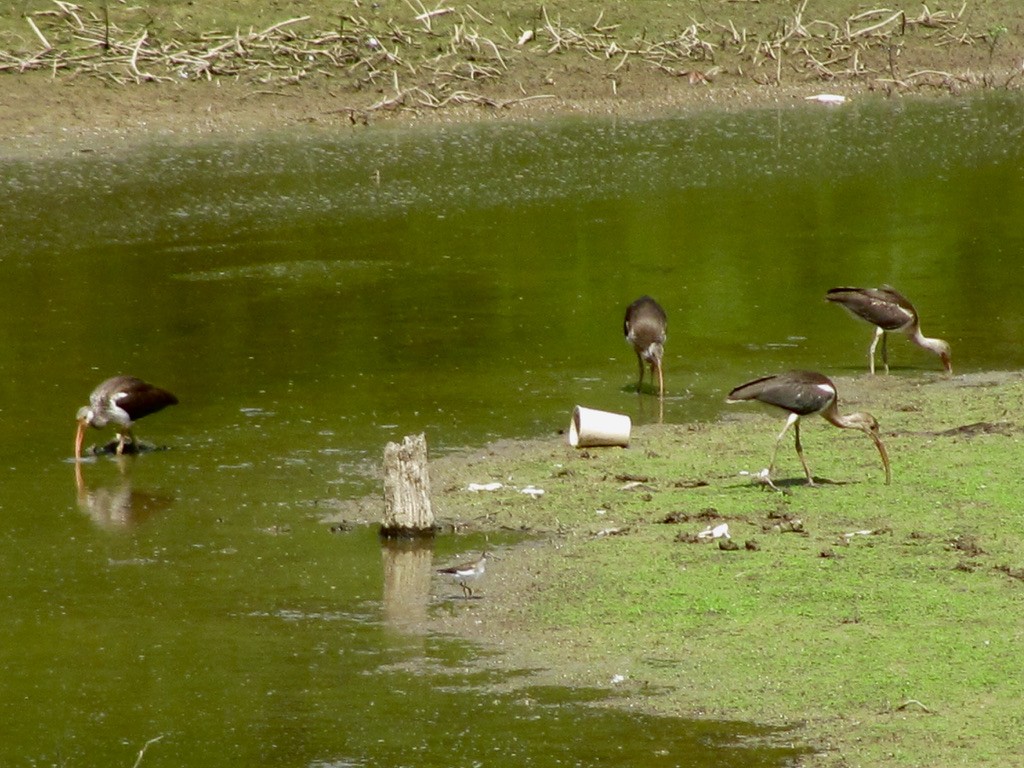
[74,419,87,462]
[867,431,892,485]
[75,459,85,494]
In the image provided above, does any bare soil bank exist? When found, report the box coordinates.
[1,0,1021,155]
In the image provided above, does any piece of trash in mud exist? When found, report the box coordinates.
[620,480,655,492]
[569,405,631,448]
[610,674,626,685]
[805,93,846,104]
[517,28,535,45]
[467,482,503,492]
[842,527,891,542]
[845,529,876,539]
[698,522,730,540]
[521,485,545,498]
[741,468,780,490]
[754,468,781,490]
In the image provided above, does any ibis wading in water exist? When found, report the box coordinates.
[826,286,952,374]
[727,370,891,486]
[624,295,667,399]
[75,376,179,460]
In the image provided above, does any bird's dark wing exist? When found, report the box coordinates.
[826,287,916,331]
[728,371,836,416]
[877,285,917,313]
[112,380,179,420]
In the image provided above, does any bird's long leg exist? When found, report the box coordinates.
[460,581,472,598]
[769,412,801,475]
[793,421,815,485]
[881,331,890,374]
[115,428,137,456]
[868,326,884,375]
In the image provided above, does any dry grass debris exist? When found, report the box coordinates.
[1,1,1019,119]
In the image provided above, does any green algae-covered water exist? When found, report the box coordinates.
[0,92,1021,766]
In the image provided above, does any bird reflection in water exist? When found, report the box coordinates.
[74,459,174,529]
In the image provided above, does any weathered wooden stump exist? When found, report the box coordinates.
[381,433,435,538]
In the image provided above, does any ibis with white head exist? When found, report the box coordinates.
[75,376,178,460]
[826,286,951,374]
[727,370,891,486]
[624,295,667,399]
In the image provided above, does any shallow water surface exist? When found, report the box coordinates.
[0,92,1022,766]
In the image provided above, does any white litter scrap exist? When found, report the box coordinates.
[620,480,656,492]
[467,482,503,492]
[697,523,730,540]
[805,93,847,104]
[520,485,545,498]
[517,29,535,46]
[844,529,877,540]
[748,468,779,491]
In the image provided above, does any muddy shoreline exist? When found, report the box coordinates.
[326,372,1024,767]
[3,0,1020,158]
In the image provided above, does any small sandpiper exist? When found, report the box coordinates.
[436,552,488,598]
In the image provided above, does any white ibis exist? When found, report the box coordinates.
[727,370,891,486]
[826,286,952,374]
[624,295,667,399]
[436,552,487,598]
[75,375,178,460]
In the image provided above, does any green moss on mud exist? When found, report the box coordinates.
[424,371,1024,767]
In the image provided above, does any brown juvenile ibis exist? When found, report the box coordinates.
[436,552,488,598]
[826,286,952,374]
[624,295,667,399]
[75,375,178,460]
[727,370,891,486]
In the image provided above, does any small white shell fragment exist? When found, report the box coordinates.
[805,93,847,104]
[467,482,503,492]
[698,523,730,540]
[611,674,626,685]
